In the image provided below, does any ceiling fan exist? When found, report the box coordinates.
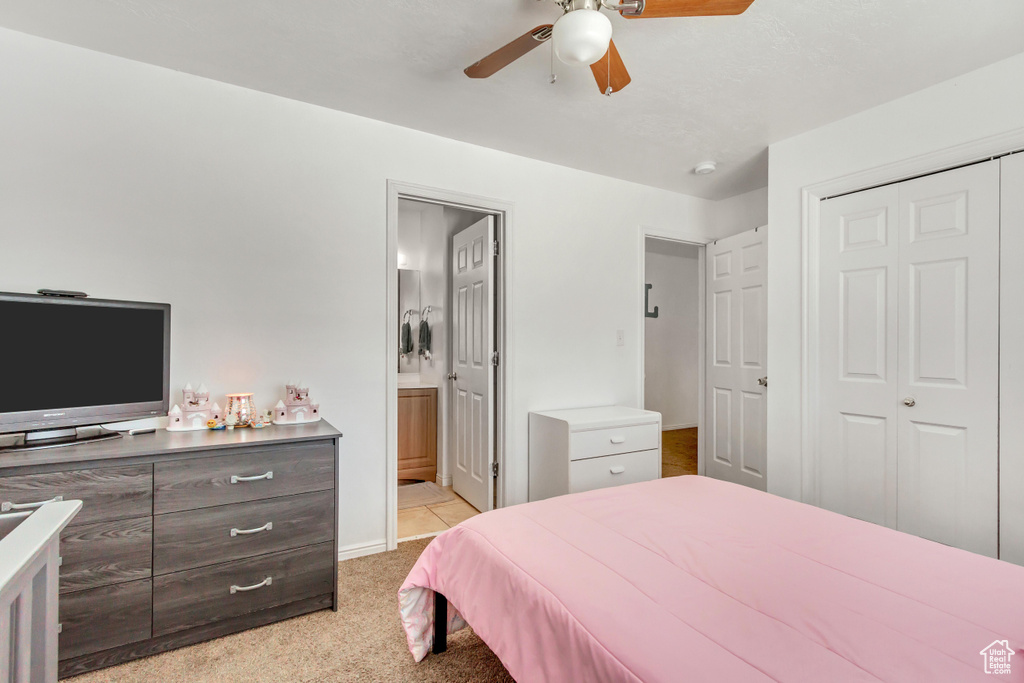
[465,0,755,95]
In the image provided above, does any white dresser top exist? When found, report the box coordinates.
[530,406,661,431]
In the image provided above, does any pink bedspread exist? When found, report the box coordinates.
[399,476,1024,682]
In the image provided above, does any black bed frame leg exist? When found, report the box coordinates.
[433,591,448,654]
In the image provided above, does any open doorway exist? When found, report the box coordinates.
[386,184,510,548]
[642,236,705,478]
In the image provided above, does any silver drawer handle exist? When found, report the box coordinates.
[230,576,272,594]
[1,495,63,512]
[230,522,273,537]
[609,466,626,474]
[230,471,273,484]
[609,436,626,444]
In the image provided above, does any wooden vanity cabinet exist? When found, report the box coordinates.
[397,387,437,483]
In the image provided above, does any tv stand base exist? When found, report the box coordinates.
[0,426,123,453]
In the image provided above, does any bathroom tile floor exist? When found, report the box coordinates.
[397,486,480,541]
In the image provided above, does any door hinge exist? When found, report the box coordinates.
[491,351,500,367]
[492,240,500,257]
[492,461,499,478]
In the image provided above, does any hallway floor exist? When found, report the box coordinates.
[662,428,698,477]
[397,486,480,540]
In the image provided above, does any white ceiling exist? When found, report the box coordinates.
[1,0,1022,199]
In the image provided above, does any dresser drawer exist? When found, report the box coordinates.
[59,579,152,660]
[153,490,335,575]
[153,441,335,514]
[569,423,660,461]
[570,449,660,494]
[153,542,335,636]
[60,516,152,593]
[0,465,152,526]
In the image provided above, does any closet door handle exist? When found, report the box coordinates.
[903,397,916,407]
[1,495,63,512]
[230,471,273,484]
[609,466,626,475]
[609,436,626,444]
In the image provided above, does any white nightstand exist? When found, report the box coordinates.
[528,406,662,501]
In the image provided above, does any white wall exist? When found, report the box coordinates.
[643,239,701,429]
[0,27,722,556]
[713,187,768,239]
[767,51,1024,502]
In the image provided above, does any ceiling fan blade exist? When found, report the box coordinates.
[465,25,554,79]
[589,40,631,95]
[621,0,755,18]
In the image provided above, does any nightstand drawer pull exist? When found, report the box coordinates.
[230,522,273,537]
[2,495,63,512]
[230,471,273,484]
[609,436,626,444]
[230,576,272,594]
[609,466,626,474]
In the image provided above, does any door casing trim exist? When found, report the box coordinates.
[386,181,513,551]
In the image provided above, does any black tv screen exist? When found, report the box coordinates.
[0,293,170,433]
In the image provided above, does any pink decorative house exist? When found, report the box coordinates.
[166,382,223,431]
[273,382,320,425]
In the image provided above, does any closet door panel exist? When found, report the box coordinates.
[896,160,999,557]
[1000,153,1024,566]
[818,187,899,527]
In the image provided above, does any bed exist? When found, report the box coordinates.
[399,475,1024,682]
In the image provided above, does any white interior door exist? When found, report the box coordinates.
[895,161,999,557]
[449,216,495,513]
[818,185,899,527]
[817,160,1000,557]
[705,227,768,490]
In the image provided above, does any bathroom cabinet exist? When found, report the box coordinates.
[398,387,437,483]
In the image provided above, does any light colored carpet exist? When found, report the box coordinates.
[662,428,698,478]
[69,538,511,683]
[398,482,455,510]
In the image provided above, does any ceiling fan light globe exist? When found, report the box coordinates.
[553,9,613,67]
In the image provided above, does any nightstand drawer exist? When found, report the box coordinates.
[152,542,335,636]
[0,465,152,526]
[153,441,334,513]
[153,490,334,574]
[570,449,660,493]
[569,423,659,461]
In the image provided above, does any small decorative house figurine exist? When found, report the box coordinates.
[273,382,321,425]
[166,383,223,432]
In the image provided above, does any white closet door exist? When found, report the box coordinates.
[1000,153,1024,565]
[896,161,999,557]
[705,227,768,491]
[818,185,899,527]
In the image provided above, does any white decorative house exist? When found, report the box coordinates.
[166,383,223,431]
[273,382,320,425]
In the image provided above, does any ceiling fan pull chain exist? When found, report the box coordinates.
[605,47,612,96]
[549,41,557,84]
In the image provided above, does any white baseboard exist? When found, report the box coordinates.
[338,540,387,561]
[663,422,698,431]
[398,530,445,543]
[436,475,452,487]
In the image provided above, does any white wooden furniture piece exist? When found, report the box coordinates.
[529,406,662,501]
[0,499,82,683]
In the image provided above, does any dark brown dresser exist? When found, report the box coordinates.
[0,421,341,678]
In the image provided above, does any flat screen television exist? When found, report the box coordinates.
[0,292,170,440]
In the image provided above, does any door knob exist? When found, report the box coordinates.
[757,377,768,387]
[447,372,458,381]
[903,397,916,407]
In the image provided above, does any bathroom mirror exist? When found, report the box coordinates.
[398,269,421,373]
